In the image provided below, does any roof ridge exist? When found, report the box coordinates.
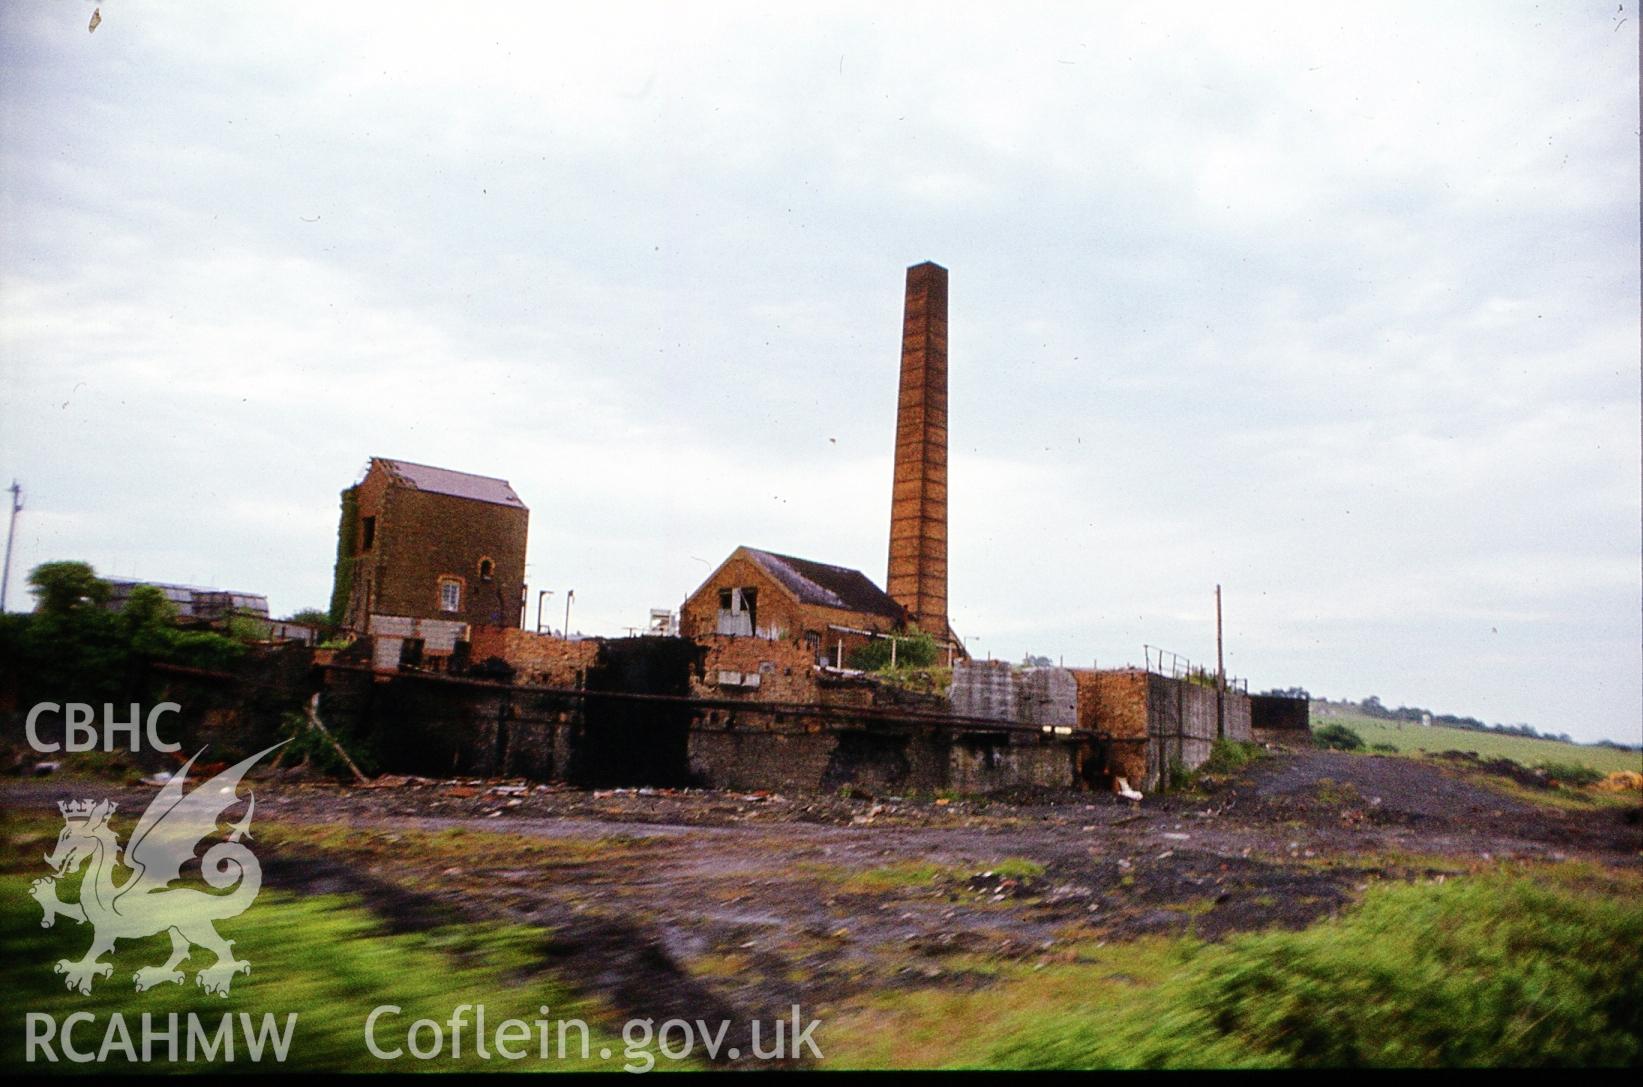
[378,456,512,483]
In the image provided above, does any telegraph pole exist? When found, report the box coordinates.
[1215,583,1226,740]
[0,481,21,613]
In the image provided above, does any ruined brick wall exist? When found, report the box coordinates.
[1071,668,1150,788]
[338,466,393,630]
[689,634,820,703]
[1067,669,1250,792]
[468,627,601,686]
[947,737,1080,792]
[340,462,528,632]
[686,722,1077,796]
[687,728,842,793]
[680,554,798,640]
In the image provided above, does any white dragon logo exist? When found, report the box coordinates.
[28,743,284,997]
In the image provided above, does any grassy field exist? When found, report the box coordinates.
[1312,708,1641,775]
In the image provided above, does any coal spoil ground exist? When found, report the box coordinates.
[4,748,1637,1055]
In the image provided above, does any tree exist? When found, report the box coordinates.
[222,610,273,643]
[121,584,178,628]
[28,561,110,615]
[122,584,180,658]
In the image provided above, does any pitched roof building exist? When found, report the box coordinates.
[678,546,906,666]
[330,457,530,649]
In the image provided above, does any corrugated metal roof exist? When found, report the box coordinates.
[103,579,269,620]
[378,458,526,509]
[742,548,905,621]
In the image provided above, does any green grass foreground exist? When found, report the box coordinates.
[826,863,1643,1068]
[0,874,635,1072]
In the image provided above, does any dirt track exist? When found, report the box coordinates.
[5,749,1638,1054]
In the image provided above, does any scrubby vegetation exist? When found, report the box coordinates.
[847,631,942,672]
[1532,761,1606,789]
[1313,723,1365,752]
[983,866,1642,1068]
[1200,739,1265,775]
[0,563,250,708]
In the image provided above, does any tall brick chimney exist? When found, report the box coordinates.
[887,260,949,641]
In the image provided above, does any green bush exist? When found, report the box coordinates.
[1371,743,1398,754]
[1535,761,1605,788]
[1165,760,1195,792]
[847,631,941,671]
[1314,723,1365,751]
[278,705,381,778]
[990,867,1643,1067]
[1201,739,1265,775]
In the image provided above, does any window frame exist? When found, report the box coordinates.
[437,576,464,613]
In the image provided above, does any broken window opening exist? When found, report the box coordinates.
[714,585,757,636]
[399,637,425,667]
[361,515,376,551]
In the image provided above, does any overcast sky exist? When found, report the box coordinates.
[2,2,1637,744]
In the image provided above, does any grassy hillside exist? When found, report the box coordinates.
[1312,707,1641,775]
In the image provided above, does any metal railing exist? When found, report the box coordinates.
[1141,644,1247,693]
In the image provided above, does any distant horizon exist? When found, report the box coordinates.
[1307,695,1642,750]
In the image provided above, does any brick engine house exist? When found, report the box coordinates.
[330,457,529,667]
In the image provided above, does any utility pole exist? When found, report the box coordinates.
[1215,583,1226,740]
[0,481,21,613]
[563,589,574,639]
[536,589,553,634]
